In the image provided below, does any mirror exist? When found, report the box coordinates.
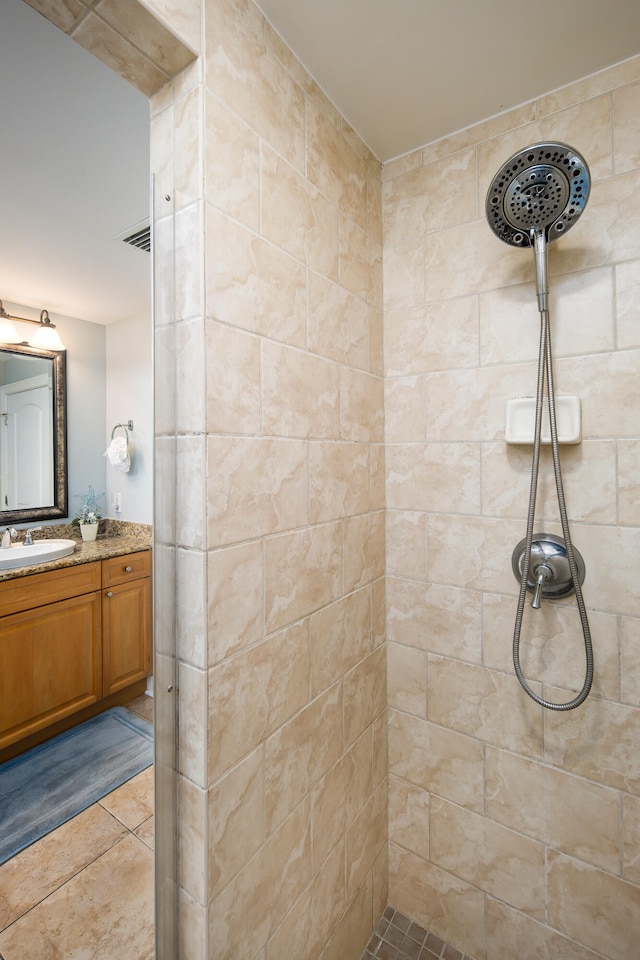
[0,342,67,524]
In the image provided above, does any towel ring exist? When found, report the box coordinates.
[111,419,133,442]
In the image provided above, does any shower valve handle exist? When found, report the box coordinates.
[512,533,586,608]
[531,563,553,609]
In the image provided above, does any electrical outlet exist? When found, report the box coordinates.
[113,492,122,512]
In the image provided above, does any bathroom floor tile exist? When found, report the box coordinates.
[126,693,154,723]
[99,765,154,830]
[135,815,155,850]
[0,804,128,930]
[0,833,154,959]
[0,698,154,957]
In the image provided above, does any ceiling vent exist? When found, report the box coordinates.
[116,219,151,253]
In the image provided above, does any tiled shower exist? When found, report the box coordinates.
[383,59,640,960]
[33,1,640,958]
[153,1,387,955]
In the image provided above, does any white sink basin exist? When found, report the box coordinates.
[0,538,77,571]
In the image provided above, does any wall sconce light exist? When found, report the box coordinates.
[0,302,22,344]
[30,310,66,351]
[0,300,66,350]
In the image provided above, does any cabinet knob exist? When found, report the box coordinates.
[106,591,113,598]
[124,565,132,573]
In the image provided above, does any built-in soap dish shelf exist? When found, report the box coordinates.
[505,396,581,445]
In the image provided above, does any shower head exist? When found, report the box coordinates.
[485,142,590,311]
[485,142,590,248]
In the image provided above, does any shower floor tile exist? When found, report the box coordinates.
[360,907,476,960]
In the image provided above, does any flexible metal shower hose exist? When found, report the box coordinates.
[512,308,594,710]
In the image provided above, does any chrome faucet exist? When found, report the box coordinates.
[23,526,43,546]
[1,527,17,549]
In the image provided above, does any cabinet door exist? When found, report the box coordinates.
[0,593,102,749]
[102,577,152,695]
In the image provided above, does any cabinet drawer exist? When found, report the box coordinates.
[0,561,101,617]
[102,550,151,587]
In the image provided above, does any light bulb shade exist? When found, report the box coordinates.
[0,315,22,343]
[30,311,65,350]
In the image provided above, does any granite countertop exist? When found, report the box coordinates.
[0,520,152,582]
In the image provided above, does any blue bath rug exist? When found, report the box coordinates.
[0,706,153,864]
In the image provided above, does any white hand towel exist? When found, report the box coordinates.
[104,435,131,473]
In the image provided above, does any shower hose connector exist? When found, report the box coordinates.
[532,229,549,313]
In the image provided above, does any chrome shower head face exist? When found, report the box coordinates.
[486,142,590,247]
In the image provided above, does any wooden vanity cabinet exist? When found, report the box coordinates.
[0,550,152,752]
[0,563,103,750]
[102,551,152,695]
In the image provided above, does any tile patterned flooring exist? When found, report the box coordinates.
[1,699,473,960]
[0,696,154,960]
[360,906,476,960]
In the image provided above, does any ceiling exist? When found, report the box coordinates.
[3,0,640,325]
[257,0,640,161]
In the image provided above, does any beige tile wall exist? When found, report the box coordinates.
[24,0,197,95]
[154,0,387,956]
[384,56,640,960]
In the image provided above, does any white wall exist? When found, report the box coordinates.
[3,301,153,527]
[105,312,152,523]
[2,302,107,525]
